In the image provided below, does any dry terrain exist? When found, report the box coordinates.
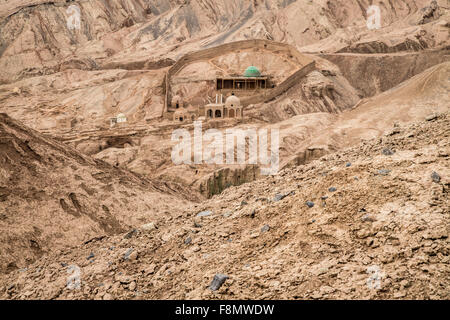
[0,0,448,299]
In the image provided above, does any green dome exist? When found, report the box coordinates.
[243,66,261,77]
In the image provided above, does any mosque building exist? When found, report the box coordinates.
[170,66,268,123]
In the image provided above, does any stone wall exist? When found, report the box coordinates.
[240,61,316,106]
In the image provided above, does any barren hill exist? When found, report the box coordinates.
[0,0,449,300]
[0,113,192,273]
[1,112,448,299]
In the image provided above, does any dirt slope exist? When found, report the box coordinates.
[0,113,191,273]
[99,62,449,198]
[1,0,448,84]
[1,112,448,300]
[0,0,448,300]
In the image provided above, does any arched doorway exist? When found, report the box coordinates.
[179,117,183,122]
[215,109,222,118]
[207,109,213,118]
[229,109,235,118]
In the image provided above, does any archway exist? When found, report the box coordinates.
[215,109,222,118]
[207,109,213,118]
[179,117,183,122]
[229,109,235,118]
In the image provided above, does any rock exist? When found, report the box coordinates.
[124,229,137,239]
[321,69,336,76]
[261,225,270,233]
[393,292,406,298]
[361,214,376,222]
[116,275,131,284]
[400,280,411,288]
[141,222,157,232]
[87,252,95,260]
[328,187,337,192]
[273,191,295,202]
[431,171,441,183]
[250,232,259,239]
[321,196,328,200]
[128,281,136,291]
[192,245,201,252]
[382,148,395,156]
[161,233,172,242]
[377,169,391,176]
[426,114,438,121]
[223,211,232,218]
[345,162,352,167]
[320,285,336,294]
[194,221,202,228]
[184,237,192,245]
[240,200,248,206]
[123,248,134,260]
[145,264,156,275]
[209,274,229,291]
[356,229,372,239]
[388,128,401,136]
[103,293,113,300]
[306,201,315,208]
[128,251,138,261]
[273,193,287,202]
[197,210,212,217]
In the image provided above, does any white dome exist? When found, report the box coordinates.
[225,95,240,108]
[116,113,127,123]
[173,108,187,116]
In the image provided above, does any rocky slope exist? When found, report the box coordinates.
[0,113,192,273]
[1,0,448,84]
[92,62,450,198]
[0,0,449,300]
[1,112,448,300]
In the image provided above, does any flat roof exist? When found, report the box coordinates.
[205,103,225,107]
[216,76,268,80]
